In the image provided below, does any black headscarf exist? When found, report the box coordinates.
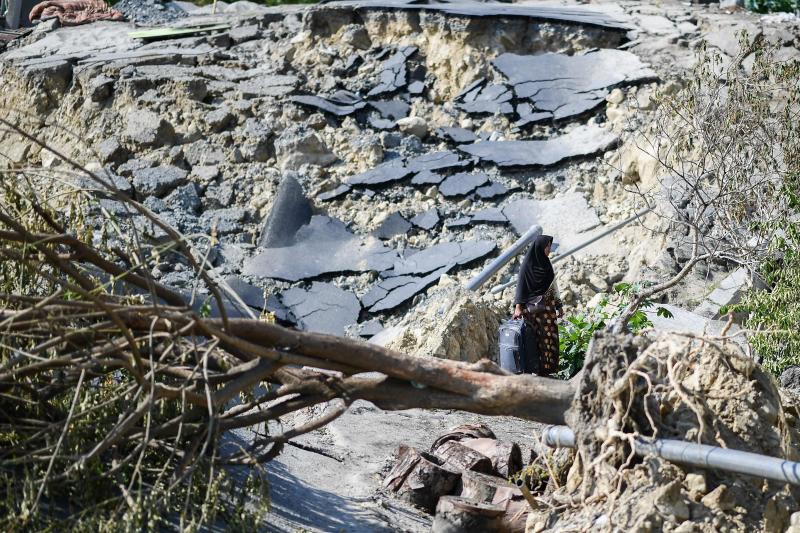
[514,234,554,305]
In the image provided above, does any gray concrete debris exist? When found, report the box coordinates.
[383,240,495,278]
[164,183,201,214]
[406,150,470,173]
[238,74,299,98]
[229,24,261,44]
[355,319,384,337]
[471,207,507,224]
[410,208,440,230]
[780,366,800,391]
[281,282,361,335]
[291,94,367,116]
[131,165,188,197]
[363,266,451,312]
[373,212,412,239]
[436,127,477,144]
[206,106,235,132]
[438,171,490,197]
[275,127,337,170]
[317,184,351,201]
[502,192,601,247]
[411,170,445,186]
[244,216,398,282]
[455,83,514,115]
[199,207,249,236]
[124,109,175,148]
[96,137,128,165]
[492,50,656,122]
[458,125,618,167]
[258,174,312,248]
[474,181,509,199]
[693,267,764,319]
[369,100,411,121]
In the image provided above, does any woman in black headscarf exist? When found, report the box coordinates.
[512,234,563,375]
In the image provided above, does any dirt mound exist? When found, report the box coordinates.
[530,332,800,532]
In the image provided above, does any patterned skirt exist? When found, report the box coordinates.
[524,288,560,376]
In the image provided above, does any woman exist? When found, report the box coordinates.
[512,234,563,375]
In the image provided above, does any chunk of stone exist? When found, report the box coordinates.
[780,366,800,391]
[190,165,220,183]
[291,94,367,116]
[406,150,469,173]
[238,74,298,98]
[258,174,312,248]
[397,116,428,138]
[363,266,451,312]
[475,181,509,199]
[408,80,425,94]
[369,100,410,121]
[281,282,361,336]
[164,183,201,213]
[199,207,248,236]
[345,158,412,186]
[124,109,175,148]
[184,141,225,166]
[317,184,351,201]
[373,212,412,239]
[274,127,336,170]
[244,216,398,282]
[88,74,115,102]
[205,106,234,132]
[492,50,655,121]
[410,208,440,230]
[436,127,477,144]
[439,171,490,197]
[72,169,132,196]
[132,165,188,197]
[459,125,618,167]
[340,24,371,50]
[383,240,496,278]
[471,208,507,224]
[356,319,384,337]
[367,46,417,97]
[229,24,261,44]
[96,137,128,165]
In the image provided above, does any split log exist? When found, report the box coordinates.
[458,470,515,503]
[433,440,493,474]
[432,496,506,533]
[431,423,497,452]
[384,445,460,513]
[462,438,523,478]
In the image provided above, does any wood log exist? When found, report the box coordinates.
[458,470,515,503]
[433,440,493,474]
[385,446,460,513]
[461,438,523,478]
[432,496,506,533]
[430,423,496,452]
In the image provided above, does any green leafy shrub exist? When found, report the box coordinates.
[746,0,798,13]
[556,283,673,379]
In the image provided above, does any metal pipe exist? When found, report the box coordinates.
[464,224,542,291]
[489,207,653,294]
[543,425,800,486]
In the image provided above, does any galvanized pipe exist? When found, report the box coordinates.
[543,425,800,486]
[464,224,542,291]
[489,207,653,294]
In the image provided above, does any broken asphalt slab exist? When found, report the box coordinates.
[281,282,361,335]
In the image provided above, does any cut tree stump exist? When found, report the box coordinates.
[432,496,506,533]
[461,437,523,477]
[459,470,516,503]
[384,445,461,512]
[434,440,493,474]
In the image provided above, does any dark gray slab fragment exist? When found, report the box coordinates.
[383,240,495,278]
[515,102,553,127]
[281,282,361,336]
[406,150,469,173]
[224,275,296,324]
[199,207,249,236]
[258,174,312,248]
[368,115,397,130]
[408,80,425,94]
[243,216,398,281]
[356,319,384,337]
[445,216,472,228]
[436,127,477,144]
[345,158,413,186]
[367,46,417,97]
[439,171,490,197]
[458,125,618,168]
[410,208,440,230]
[475,181,509,199]
[291,94,367,116]
[455,83,514,115]
[493,50,655,121]
[132,165,188,197]
[455,77,486,101]
[410,170,445,186]
[471,207,508,224]
[373,212,412,239]
[363,266,450,313]
[369,100,410,121]
[317,184,351,201]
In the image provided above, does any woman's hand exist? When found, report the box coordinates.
[512,304,523,319]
